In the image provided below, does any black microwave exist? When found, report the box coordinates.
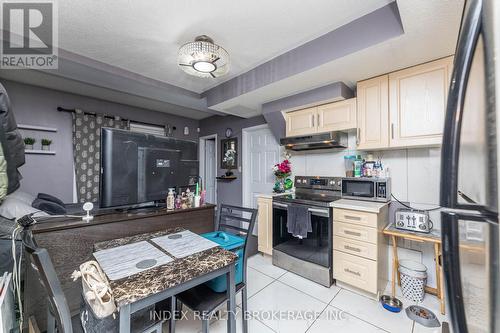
[341,177,391,202]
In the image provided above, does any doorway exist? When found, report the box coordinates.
[242,124,281,210]
[199,134,217,204]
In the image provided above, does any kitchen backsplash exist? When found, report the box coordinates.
[288,132,443,288]
[289,132,441,205]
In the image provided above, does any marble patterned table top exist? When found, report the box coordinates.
[94,228,238,307]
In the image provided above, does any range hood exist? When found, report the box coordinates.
[280,131,348,151]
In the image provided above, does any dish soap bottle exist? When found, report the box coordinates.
[166,188,175,210]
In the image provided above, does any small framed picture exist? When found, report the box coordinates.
[221,138,238,170]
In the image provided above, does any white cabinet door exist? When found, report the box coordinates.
[285,107,317,137]
[257,197,273,255]
[317,98,357,132]
[356,75,389,150]
[389,56,453,147]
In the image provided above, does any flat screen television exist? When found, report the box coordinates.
[99,127,198,208]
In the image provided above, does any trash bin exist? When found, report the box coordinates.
[201,231,245,292]
[398,259,427,302]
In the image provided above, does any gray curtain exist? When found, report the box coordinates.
[72,109,128,203]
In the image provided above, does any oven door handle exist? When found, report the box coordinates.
[273,202,288,208]
[308,208,330,217]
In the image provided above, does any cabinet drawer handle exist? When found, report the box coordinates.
[344,230,362,237]
[344,268,361,276]
[344,245,361,252]
[344,215,361,221]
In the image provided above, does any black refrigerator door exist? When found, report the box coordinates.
[441,211,498,333]
[440,0,499,332]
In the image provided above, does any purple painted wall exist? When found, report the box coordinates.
[199,115,266,206]
[2,79,200,202]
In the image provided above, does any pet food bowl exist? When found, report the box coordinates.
[380,295,403,313]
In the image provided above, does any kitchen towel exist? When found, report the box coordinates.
[287,205,311,238]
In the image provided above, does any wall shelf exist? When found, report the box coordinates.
[25,149,56,155]
[18,124,58,132]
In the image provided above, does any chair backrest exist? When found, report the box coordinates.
[23,231,73,333]
[215,204,257,285]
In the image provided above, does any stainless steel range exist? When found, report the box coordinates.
[272,176,342,287]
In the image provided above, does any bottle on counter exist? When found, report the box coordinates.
[200,189,206,206]
[166,188,175,210]
[354,155,363,177]
[180,192,188,209]
[363,153,376,177]
[175,195,182,209]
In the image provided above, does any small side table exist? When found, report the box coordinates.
[383,224,445,315]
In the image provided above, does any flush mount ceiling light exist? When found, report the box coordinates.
[178,35,230,78]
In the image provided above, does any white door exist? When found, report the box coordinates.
[243,125,281,211]
[204,139,216,204]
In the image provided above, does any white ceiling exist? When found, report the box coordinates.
[58,0,393,93]
[212,0,464,116]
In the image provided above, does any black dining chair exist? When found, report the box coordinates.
[23,231,75,333]
[22,231,164,333]
[172,204,258,333]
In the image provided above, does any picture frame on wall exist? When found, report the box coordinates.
[221,138,237,170]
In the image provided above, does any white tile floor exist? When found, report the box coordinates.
[172,254,449,333]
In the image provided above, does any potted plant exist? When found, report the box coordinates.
[24,137,36,150]
[41,138,52,151]
[272,159,291,193]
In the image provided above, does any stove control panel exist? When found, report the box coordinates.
[294,176,342,191]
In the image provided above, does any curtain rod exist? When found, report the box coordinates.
[57,106,176,130]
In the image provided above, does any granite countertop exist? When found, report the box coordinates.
[93,227,237,307]
[332,199,389,213]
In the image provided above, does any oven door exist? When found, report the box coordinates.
[272,202,332,268]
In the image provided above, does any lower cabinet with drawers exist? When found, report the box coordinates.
[332,202,389,297]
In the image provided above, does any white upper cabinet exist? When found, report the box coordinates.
[317,98,357,132]
[356,56,453,150]
[389,56,453,148]
[285,99,357,137]
[356,75,389,150]
[285,107,317,137]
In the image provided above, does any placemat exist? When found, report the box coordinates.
[93,241,173,280]
[151,230,219,258]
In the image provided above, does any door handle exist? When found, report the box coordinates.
[311,114,314,127]
[273,203,288,208]
[356,128,360,145]
[308,208,329,216]
[391,123,394,139]
[317,114,320,127]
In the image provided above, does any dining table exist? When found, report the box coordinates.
[92,227,238,333]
